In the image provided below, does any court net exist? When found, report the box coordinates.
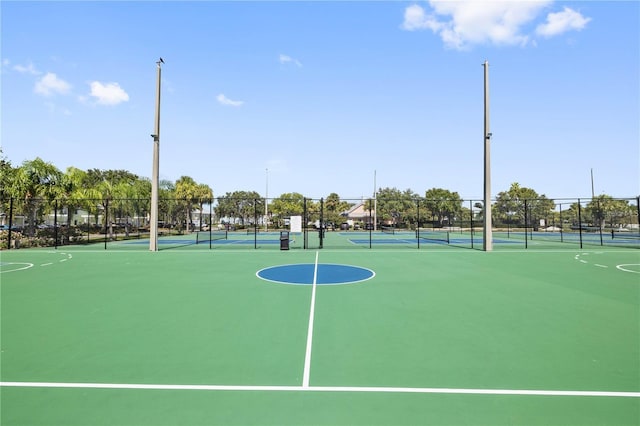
[611,232,640,241]
[196,230,228,244]
[416,228,450,244]
[381,226,396,234]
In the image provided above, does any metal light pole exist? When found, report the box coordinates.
[150,57,163,252]
[483,60,493,251]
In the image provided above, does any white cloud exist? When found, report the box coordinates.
[89,81,130,105]
[34,72,71,96]
[279,54,302,67]
[401,1,553,50]
[401,4,441,32]
[14,62,41,75]
[536,7,591,37]
[216,93,244,107]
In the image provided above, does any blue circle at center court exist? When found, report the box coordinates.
[256,264,375,286]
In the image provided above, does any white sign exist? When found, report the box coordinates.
[290,216,302,233]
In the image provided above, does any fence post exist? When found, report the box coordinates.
[319,198,324,249]
[303,198,307,250]
[54,200,59,249]
[369,199,372,249]
[469,199,474,249]
[87,204,92,245]
[524,200,528,249]
[637,196,640,232]
[254,199,258,250]
[598,199,603,246]
[7,198,14,250]
[559,203,564,243]
[578,199,583,249]
[104,199,109,250]
[417,199,421,249]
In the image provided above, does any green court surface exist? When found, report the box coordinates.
[1,245,639,425]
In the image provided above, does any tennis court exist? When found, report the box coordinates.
[113,228,640,251]
[1,244,638,425]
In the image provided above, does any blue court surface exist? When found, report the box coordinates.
[256,264,375,285]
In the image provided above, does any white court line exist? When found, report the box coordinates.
[617,264,640,274]
[302,251,319,388]
[0,382,638,398]
[0,263,34,273]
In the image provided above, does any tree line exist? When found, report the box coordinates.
[1,155,638,238]
[0,156,214,237]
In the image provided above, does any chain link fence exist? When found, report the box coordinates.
[1,196,638,250]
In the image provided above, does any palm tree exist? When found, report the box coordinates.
[0,149,13,222]
[158,179,177,229]
[175,176,198,232]
[96,179,129,239]
[131,178,152,229]
[11,158,61,236]
[324,193,352,228]
[194,183,213,230]
[96,179,114,239]
[54,167,84,243]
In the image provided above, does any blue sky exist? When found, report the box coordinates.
[2,1,638,201]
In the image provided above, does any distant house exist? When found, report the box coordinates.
[341,202,375,225]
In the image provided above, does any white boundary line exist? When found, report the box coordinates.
[302,251,319,388]
[575,253,640,274]
[0,382,638,398]
[1,252,71,274]
[0,263,34,273]
[617,264,640,274]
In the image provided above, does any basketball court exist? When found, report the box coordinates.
[1,245,638,425]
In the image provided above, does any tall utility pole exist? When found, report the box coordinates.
[483,60,493,252]
[150,58,163,252]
